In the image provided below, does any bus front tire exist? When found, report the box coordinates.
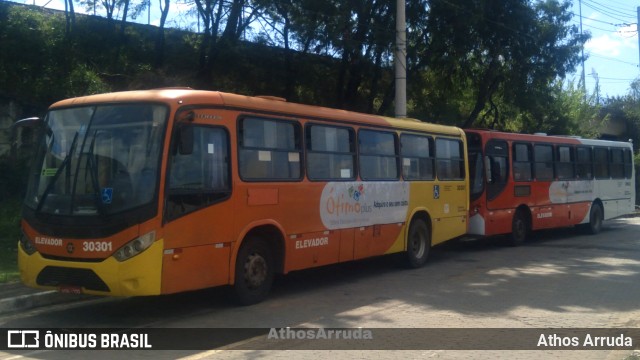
[233,238,274,306]
[405,219,431,268]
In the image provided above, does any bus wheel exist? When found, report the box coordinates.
[509,210,529,246]
[585,203,603,235]
[405,219,431,268]
[234,238,274,306]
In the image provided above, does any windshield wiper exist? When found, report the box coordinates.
[35,131,80,213]
[69,130,106,215]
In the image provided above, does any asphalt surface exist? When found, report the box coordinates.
[2,211,638,317]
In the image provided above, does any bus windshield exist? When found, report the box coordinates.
[25,104,168,216]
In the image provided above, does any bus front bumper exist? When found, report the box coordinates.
[18,239,164,297]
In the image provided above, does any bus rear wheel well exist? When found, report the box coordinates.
[515,205,531,221]
[242,225,285,274]
[410,211,432,235]
[592,198,604,218]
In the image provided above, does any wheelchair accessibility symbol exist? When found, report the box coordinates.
[101,188,113,204]
[433,185,440,199]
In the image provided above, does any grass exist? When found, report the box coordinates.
[0,197,22,283]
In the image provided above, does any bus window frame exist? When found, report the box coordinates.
[400,132,435,181]
[533,143,554,181]
[164,124,232,223]
[555,145,576,180]
[305,122,357,181]
[610,147,625,179]
[593,146,610,179]
[435,137,466,181]
[575,146,593,180]
[512,142,533,182]
[357,128,400,181]
[624,148,633,179]
[237,115,304,182]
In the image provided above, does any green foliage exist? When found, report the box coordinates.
[412,0,587,129]
[0,197,20,283]
[0,0,633,141]
[0,4,112,108]
[0,155,30,204]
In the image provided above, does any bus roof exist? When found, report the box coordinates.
[50,89,464,137]
[466,128,632,149]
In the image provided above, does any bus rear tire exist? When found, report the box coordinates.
[509,210,529,246]
[405,218,431,268]
[584,203,603,235]
[233,237,274,306]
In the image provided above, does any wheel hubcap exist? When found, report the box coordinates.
[244,253,267,289]
[411,232,425,258]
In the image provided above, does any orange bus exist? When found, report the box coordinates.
[16,89,468,304]
[465,129,635,245]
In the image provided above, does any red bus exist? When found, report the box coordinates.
[465,129,635,244]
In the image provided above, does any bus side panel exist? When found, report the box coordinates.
[595,179,636,220]
[161,194,235,293]
[286,230,341,271]
[430,181,468,245]
[338,228,355,262]
[353,223,404,259]
[235,182,334,274]
[478,209,513,237]
[161,245,230,294]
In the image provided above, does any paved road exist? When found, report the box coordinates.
[1,217,640,359]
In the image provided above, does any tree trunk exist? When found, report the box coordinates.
[154,0,171,67]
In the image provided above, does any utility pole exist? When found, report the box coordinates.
[580,0,586,94]
[637,6,640,70]
[395,0,407,118]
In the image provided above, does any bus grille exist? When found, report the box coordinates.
[36,266,110,292]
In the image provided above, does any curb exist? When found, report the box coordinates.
[0,285,93,316]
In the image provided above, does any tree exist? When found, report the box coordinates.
[415,0,588,129]
[155,0,171,67]
[64,0,76,35]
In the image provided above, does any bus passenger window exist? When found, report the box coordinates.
[239,118,302,181]
[593,147,609,179]
[534,144,553,181]
[556,146,575,180]
[513,143,532,181]
[436,138,465,180]
[576,147,592,179]
[400,134,434,180]
[624,148,633,179]
[307,124,355,180]
[359,129,398,180]
[610,148,625,179]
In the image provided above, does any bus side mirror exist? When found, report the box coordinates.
[177,125,194,155]
[11,117,49,134]
[12,117,42,128]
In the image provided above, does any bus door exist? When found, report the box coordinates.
[162,117,234,293]
[484,140,510,234]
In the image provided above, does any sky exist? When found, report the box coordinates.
[572,0,640,98]
[9,0,640,99]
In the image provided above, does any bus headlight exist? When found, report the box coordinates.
[19,231,37,255]
[113,231,155,262]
